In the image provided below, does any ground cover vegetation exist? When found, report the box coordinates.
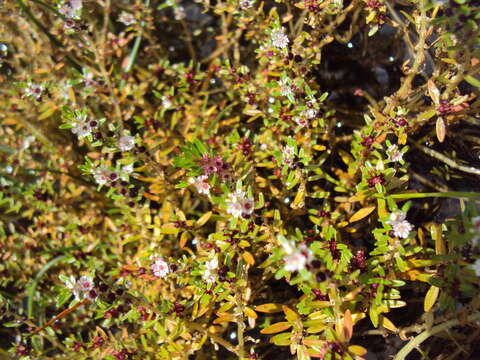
[0,0,480,358]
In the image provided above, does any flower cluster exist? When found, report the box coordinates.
[71,112,98,139]
[64,275,97,301]
[203,257,218,283]
[226,189,254,218]
[151,256,170,278]
[200,154,231,180]
[282,241,313,272]
[189,175,211,195]
[58,0,82,20]
[386,211,413,239]
[270,27,289,49]
[24,82,44,100]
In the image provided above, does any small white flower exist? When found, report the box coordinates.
[392,220,413,239]
[118,135,135,152]
[92,165,111,185]
[302,108,317,119]
[151,257,170,278]
[203,257,218,283]
[284,145,295,157]
[82,70,96,88]
[387,144,403,162]
[189,175,211,195]
[282,242,312,272]
[24,83,44,100]
[271,27,289,49]
[22,136,35,150]
[295,117,308,127]
[226,190,254,218]
[63,275,95,301]
[471,259,480,276]
[279,79,293,98]
[71,113,96,139]
[58,0,82,19]
[239,0,255,9]
[119,11,136,26]
[386,211,407,225]
[174,6,186,20]
[162,96,173,108]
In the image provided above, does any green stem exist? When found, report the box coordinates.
[394,312,480,360]
[123,0,151,75]
[387,192,480,200]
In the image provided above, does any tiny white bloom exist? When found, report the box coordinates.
[387,144,403,162]
[392,220,413,239]
[386,211,407,224]
[203,257,218,283]
[92,165,111,185]
[302,108,317,119]
[162,96,173,108]
[282,242,312,272]
[239,0,255,9]
[271,27,289,49]
[151,257,170,278]
[63,275,95,301]
[174,6,186,20]
[189,175,211,195]
[22,136,35,150]
[279,79,293,98]
[118,135,135,152]
[58,0,82,19]
[471,259,480,277]
[24,83,44,100]
[284,145,295,157]
[119,11,136,26]
[295,117,308,127]
[71,113,96,139]
[226,190,254,218]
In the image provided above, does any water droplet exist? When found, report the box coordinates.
[268,97,275,104]
[347,42,353,48]
[389,56,395,62]
[229,332,237,340]
[336,122,343,128]
[284,197,291,204]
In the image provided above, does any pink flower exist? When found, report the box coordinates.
[282,242,312,272]
[151,257,170,278]
[189,175,211,195]
[64,275,96,301]
[386,211,413,239]
[118,135,135,152]
[226,190,254,218]
[271,28,289,49]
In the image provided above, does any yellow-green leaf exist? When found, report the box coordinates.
[196,211,212,227]
[260,322,292,334]
[244,307,258,319]
[349,206,376,223]
[270,332,292,346]
[348,345,368,356]
[379,315,397,332]
[282,306,299,322]
[161,224,180,234]
[255,303,284,313]
[424,285,440,312]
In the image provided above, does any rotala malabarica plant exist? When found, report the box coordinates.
[0,0,480,359]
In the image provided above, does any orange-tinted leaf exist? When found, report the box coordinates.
[213,314,235,324]
[349,206,376,223]
[242,251,255,265]
[244,307,258,319]
[196,211,212,227]
[436,117,446,143]
[260,322,292,334]
[255,303,283,313]
[343,310,353,341]
[282,306,299,322]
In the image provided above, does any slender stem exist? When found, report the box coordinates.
[384,0,427,114]
[393,312,480,360]
[412,141,480,176]
[387,192,480,200]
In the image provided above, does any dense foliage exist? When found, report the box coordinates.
[1,0,480,359]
